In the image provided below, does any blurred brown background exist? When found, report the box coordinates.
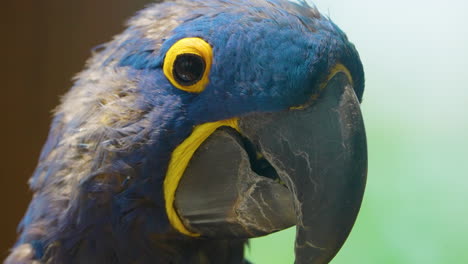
[1,0,153,259]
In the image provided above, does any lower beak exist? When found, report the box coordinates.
[175,72,367,263]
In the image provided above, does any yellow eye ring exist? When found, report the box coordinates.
[163,37,213,93]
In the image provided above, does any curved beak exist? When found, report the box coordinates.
[175,72,367,263]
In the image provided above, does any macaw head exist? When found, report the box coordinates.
[10,0,366,263]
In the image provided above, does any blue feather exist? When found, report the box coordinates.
[7,0,364,263]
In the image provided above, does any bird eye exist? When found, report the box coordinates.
[173,54,205,86]
[163,37,212,93]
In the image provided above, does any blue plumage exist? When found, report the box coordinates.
[6,0,364,263]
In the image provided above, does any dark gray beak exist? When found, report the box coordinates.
[175,72,367,263]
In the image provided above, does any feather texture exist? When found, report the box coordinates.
[7,0,364,263]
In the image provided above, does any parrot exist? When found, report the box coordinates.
[6,0,367,263]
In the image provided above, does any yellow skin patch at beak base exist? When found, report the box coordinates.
[164,118,239,236]
[290,63,353,110]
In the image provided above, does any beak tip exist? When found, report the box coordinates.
[239,72,367,263]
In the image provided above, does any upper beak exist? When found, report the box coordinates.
[174,72,367,263]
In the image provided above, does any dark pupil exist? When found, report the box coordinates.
[173,54,205,86]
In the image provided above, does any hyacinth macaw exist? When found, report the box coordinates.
[6,0,367,263]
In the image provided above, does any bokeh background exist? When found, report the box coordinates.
[2,0,467,263]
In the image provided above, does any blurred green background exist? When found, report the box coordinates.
[247,0,468,263]
[2,0,467,263]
